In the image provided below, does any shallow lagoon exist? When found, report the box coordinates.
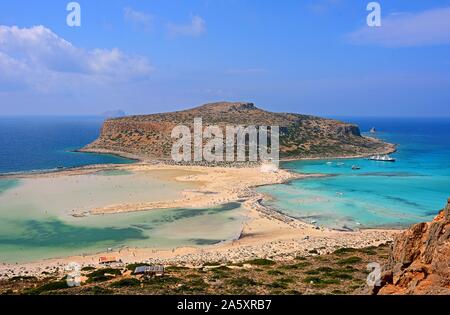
[0,171,246,263]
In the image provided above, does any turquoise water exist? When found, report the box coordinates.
[0,179,19,194]
[0,197,245,263]
[0,169,246,263]
[258,118,450,230]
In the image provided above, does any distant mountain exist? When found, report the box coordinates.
[101,110,126,119]
[82,102,394,161]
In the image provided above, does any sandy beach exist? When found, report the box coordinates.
[0,162,401,279]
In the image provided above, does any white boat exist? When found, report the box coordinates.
[352,165,361,170]
[369,155,396,162]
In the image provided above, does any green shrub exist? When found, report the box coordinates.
[228,277,257,286]
[210,266,231,272]
[243,259,275,266]
[360,247,377,255]
[210,271,230,280]
[315,267,334,273]
[126,263,150,271]
[267,270,285,276]
[295,256,307,261]
[110,278,141,288]
[337,257,362,265]
[10,276,37,281]
[341,266,357,272]
[203,262,222,267]
[280,262,310,270]
[182,278,208,291]
[328,273,352,280]
[305,269,320,275]
[268,281,288,289]
[83,286,113,295]
[86,268,122,283]
[333,248,357,255]
[278,277,294,284]
[267,277,295,289]
[26,281,69,295]
[86,275,114,283]
[145,276,181,286]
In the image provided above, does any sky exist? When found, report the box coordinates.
[0,0,450,117]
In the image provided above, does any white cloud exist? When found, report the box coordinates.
[346,7,450,47]
[167,15,206,38]
[123,7,153,31]
[0,25,153,91]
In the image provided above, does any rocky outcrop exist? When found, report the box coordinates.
[81,102,394,161]
[377,198,450,295]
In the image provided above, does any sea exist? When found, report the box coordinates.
[258,117,450,230]
[0,116,449,262]
[0,116,133,174]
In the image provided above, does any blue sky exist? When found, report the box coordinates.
[0,0,450,117]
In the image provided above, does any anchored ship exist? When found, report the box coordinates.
[369,155,396,162]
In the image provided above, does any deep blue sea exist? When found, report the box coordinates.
[258,117,450,230]
[0,116,133,174]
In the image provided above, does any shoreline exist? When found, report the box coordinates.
[0,141,397,179]
[79,140,397,163]
[0,159,403,279]
[0,197,400,279]
[280,142,397,162]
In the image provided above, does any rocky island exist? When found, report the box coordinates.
[80,102,395,162]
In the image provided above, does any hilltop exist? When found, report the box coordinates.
[81,102,394,161]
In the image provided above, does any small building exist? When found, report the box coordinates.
[134,265,165,277]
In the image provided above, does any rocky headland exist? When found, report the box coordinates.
[376,198,450,295]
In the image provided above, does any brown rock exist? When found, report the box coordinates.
[378,198,450,295]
